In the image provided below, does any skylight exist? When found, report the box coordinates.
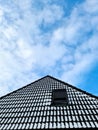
[52,89,68,106]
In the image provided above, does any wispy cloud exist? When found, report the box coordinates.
[59,0,98,86]
[0,0,98,96]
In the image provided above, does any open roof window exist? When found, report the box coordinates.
[52,89,68,106]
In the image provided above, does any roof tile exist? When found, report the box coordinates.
[0,75,98,129]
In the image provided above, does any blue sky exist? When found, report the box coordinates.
[0,0,98,97]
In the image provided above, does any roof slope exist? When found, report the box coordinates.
[0,75,98,129]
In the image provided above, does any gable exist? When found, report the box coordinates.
[0,75,98,129]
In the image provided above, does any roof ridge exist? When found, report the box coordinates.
[47,75,98,99]
[1,75,98,129]
[0,75,49,99]
[0,75,98,100]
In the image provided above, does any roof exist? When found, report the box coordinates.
[0,75,98,129]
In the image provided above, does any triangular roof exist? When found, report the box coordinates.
[0,75,98,129]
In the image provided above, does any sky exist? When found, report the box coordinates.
[0,0,98,97]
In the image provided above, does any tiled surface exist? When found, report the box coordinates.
[0,76,98,129]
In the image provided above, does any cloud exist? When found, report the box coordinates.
[46,0,98,89]
[41,4,64,24]
[0,0,65,96]
[0,0,98,96]
[83,0,98,14]
[59,0,98,87]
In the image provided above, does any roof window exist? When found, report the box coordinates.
[52,89,68,106]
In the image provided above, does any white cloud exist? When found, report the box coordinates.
[59,0,98,88]
[15,38,34,59]
[61,55,94,84]
[0,0,98,96]
[0,6,3,23]
[0,1,65,96]
[83,0,98,14]
[41,4,64,24]
[32,43,65,68]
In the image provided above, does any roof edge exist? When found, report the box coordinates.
[47,75,98,99]
[0,75,98,100]
[0,75,49,99]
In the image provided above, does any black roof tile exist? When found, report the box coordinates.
[0,75,98,129]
